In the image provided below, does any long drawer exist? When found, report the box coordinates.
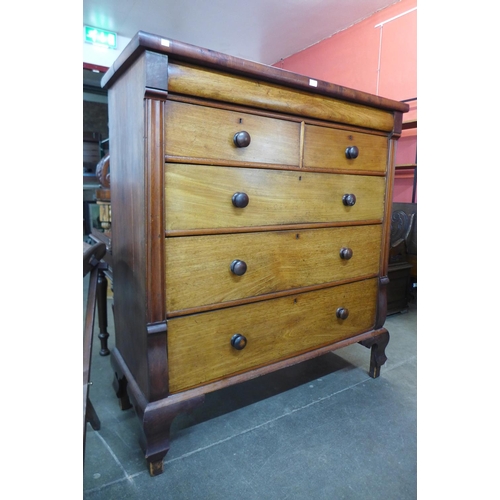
[165,164,386,231]
[167,63,395,132]
[165,225,382,312]
[167,278,378,392]
[303,124,388,172]
[165,100,300,166]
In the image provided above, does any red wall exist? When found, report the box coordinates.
[274,0,417,202]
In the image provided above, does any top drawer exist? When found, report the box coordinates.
[167,63,395,132]
[165,100,300,166]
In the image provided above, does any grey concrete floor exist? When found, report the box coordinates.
[83,277,417,499]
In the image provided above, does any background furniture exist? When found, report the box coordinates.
[394,98,417,204]
[83,240,107,458]
[87,153,113,356]
[87,229,112,357]
[388,99,417,314]
[102,31,408,475]
[387,202,417,314]
[83,133,110,236]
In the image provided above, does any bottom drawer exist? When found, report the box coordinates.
[167,278,378,392]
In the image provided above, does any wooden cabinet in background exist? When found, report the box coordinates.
[390,102,417,313]
[102,31,408,475]
[387,202,417,314]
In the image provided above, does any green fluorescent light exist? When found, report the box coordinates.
[84,26,117,49]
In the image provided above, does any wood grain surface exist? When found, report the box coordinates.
[165,100,300,166]
[167,63,395,132]
[303,124,388,172]
[167,278,378,392]
[165,164,386,231]
[165,225,382,311]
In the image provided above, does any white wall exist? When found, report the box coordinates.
[83,28,131,68]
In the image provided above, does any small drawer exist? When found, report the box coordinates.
[303,124,388,172]
[167,278,378,392]
[165,100,300,166]
[165,164,386,231]
[165,225,382,312]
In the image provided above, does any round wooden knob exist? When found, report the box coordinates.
[342,194,357,206]
[336,307,349,320]
[340,247,353,260]
[230,259,247,276]
[232,192,249,208]
[233,131,251,148]
[231,333,247,350]
[345,146,359,159]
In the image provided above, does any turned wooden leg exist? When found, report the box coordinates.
[359,330,390,378]
[139,395,205,476]
[96,267,110,356]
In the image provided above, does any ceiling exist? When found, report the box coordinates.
[83,0,401,66]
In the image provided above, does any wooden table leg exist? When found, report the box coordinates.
[96,265,110,356]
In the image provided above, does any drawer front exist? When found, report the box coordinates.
[167,278,378,392]
[165,100,300,166]
[165,225,382,312]
[165,164,386,231]
[303,124,388,172]
[167,63,395,132]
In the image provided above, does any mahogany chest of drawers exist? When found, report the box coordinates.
[102,31,408,475]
